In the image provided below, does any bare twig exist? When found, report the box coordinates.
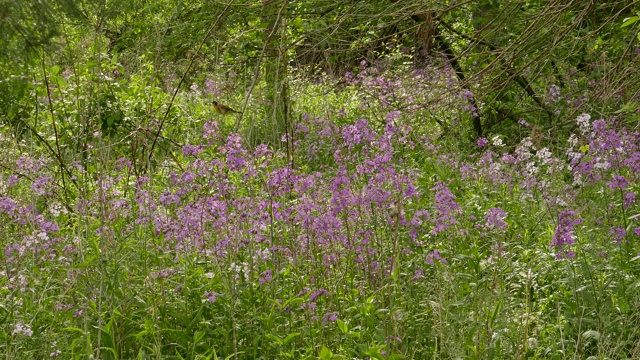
[148,0,236,167]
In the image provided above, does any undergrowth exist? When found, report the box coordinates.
[1,53,640,360]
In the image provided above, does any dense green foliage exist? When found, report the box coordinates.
[1,0,640,359]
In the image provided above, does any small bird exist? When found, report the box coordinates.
[212,101,240,115]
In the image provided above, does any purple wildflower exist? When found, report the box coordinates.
[426,250,447,264]
[608,175,629,190]
[258,270,273,285]
[518,119,530,127]
[460,89,478,116]
[322,311,339,325]
[430,182,461,234]
[31,176,52,196]
[592,119,606,133]
[551,210,583,259]
[182,144,204,156]
[413,269,425,281]
[610,227,626,244]
[547,84,561,103]
[204,291,219,303]
[624,192,636,207]
[116,157,132,171]
[485,207,508,231]
[310,289,329,301]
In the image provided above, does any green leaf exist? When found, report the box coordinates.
[266,334,283,345]
[268,298,284,309]
[582,330,600,342]
[490,301,502,326]
[225,352,244,360]
[283,297,304,308]
[614,102,637,113]
[319,346,333,359]
[336,319,348,334]
[63,327,85,334]
[365,347,385,360]
[283,332,300,345]
[187,306,203,331]
[280,265,291,276]
[55,75,67,86]
[621,16,639,28]
[194,330,206,343]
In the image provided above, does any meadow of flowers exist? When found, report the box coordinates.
[2,61,640,359]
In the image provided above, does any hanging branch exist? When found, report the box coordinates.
[412,12,483,136]
[234,0,288,133]
[39,51,78,189]
[439,20,553,119]
[147,0,235,168]
[14,116,77,188]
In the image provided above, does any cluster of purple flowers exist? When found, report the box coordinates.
[550,210,583,259]
[3,94,640,360]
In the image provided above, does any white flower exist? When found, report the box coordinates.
[489,162,502,174]
[573,174,583,186]
[37,230,49,242]
[576,113,591,135]
[49,203,62,217]
[538,179,550,189]
[12,323,33,337]
[567,151,583,163]
[516,137,534,161]
[229,262,242,273]
[491,136,504,147]
[50,350,62,357]
[594,160,610,170]
[189,83,200,94]
[536,147,552,165]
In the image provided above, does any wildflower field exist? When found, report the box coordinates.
[2,1,640,359]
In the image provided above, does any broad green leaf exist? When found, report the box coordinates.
[388,355,405,360]
[266,333,283,345]
[490,301,502,326]
[336,319,348,334]
[621,16,639,28]
[283,332,300,345]
[319,346,333,359]
[194,330,206,343]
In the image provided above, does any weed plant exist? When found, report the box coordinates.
[1,57,640,360]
